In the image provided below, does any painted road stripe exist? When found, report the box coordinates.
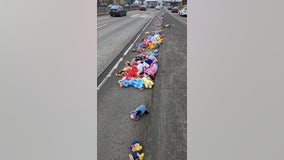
[174,15,187,25]
[97,23,109,29]
[130,14,150,18]
[167,10,187,25]
[97,15,155,90]
[130,14,139,17]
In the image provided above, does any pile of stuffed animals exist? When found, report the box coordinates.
[116,30,165,90]
[124,14,166,159]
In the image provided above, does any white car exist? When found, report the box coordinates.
[179,7,187,16]
[155,6,162,10]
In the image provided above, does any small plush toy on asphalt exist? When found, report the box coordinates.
[130,104,149,121]
[129,140,145,160]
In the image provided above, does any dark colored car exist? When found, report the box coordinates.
[150,5,155,8]
[139,5,147,11]
[109,6,127,17]
[167,5,173,10]
[171,7,178,13]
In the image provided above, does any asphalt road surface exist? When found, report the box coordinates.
[164,8,187,24]
[97,9,159,77]
[98,10,187,160]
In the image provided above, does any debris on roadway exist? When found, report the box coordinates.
[129,140,144,160]
[116,14,167,90]
[130,104,149,121]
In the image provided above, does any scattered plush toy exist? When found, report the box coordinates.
[115,71,124,77]
[130,104,148,121]
[144,59,153,67]
[147,55,158,62]
[136,62,144,76]
[118,78,144,89]
[115,66,131,76]
[129,140,145,160]
[122,65,139,80]
[148,49,159,56]
[142,77,154,88]
[129,152,144,160]
[149,43,155,50]
[164,24,170,28]
[150,61,158,75]
[130,141,143,152]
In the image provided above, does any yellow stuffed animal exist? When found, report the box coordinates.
[132,143,143,152]
[149,43,155,50]
[142,77,154,88]
[137,153,145,160]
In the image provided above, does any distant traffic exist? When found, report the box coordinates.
[97,1,187,17]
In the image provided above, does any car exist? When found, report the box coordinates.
[167,5,173,10]
[131,3,139,7]
[124,4,130,9]
[139,5,147,11]
[150,5,155,8]
[109,6,127,17]
[99,2,107,7]
[155,6,161,10]
[107,3,119,8]
[178,7,187,16]
[171,7,178,13]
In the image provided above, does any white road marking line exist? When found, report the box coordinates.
[110,57,123,74]
[130,14,150,18]
[97,23,109,29]
[130,14,139,17]
[97,16,154,90]
[123,43,134,56]
[174,15,187,25]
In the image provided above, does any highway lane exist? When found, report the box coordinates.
[97,9,159,77]
[164,9,187,24]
